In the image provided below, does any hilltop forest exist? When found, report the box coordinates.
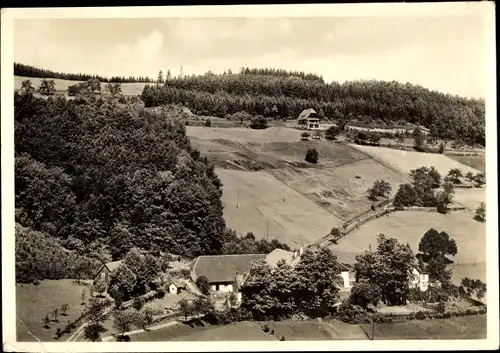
[14,63,154,83]
[141,68,485,146]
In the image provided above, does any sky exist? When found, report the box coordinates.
[14,14,489,99]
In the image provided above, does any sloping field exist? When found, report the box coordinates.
[171,321,276,341]
[16,279,89,341]
[349,144,481,176]
[269,158,408,221]
[187,126,303,143]
[266,320,368,340]
[453,188,486,211]
[14,76,147,96]
[217,168,344,246]
[363,315,486,340]
[446,153,486,172]
[329,210,485,267]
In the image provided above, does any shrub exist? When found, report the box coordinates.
[262,324,270,333]
[415,311,427,320]
[436,301,446,314]
[180,268,191,279]
[196,276,211,295]
[305,148,319,164]
[300,131,311,141]
[156,288,165,298]
[324,126,340,140]
[250,115,268,130]
[280,336,286,341]
[204,119,211,127]
[348,281,381,309]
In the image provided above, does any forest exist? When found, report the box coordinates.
[141,72,485,145]
[14,91,291,283]
[14,63,154,83]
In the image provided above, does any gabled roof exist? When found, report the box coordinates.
[298,108,318,121]
[105,260,123,272]
[169,278,186,288]
[265,249,298,268]
[191,254,266,283]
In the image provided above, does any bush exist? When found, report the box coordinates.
[117,335,131,342]
[348,281,381,309]
[204,119,211,127]
[196,276,211,295]
[324,126,340,140]
[436,301,446,314]
[415,311,427,320]
[280,336,286,341]
[250,116,268,129]
[305,148,319,164]
[156,288,165,298]
[262,324,270,333]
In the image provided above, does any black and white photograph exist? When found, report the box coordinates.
[1,3,498,352]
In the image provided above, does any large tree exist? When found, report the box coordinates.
[354,234,415,306]
[417,228,457,287]
[293,247,342,317]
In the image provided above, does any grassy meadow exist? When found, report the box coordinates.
[329,210,486,269]
[16,279,90,342]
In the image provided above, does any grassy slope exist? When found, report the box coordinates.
[349,144,481,176]
[363,314,487,340]
[329,210,486,269]
[446,154,486,172]
[187,126,412,243]
[16,280,90,342]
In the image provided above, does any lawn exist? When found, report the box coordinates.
[330,210,486,267]
[264,320,365,340]
[16,279,90,342]
[362,314,487,340]
[15,76,147,96]
[269,158,408,221]
[217,168,344,246]
[349,144,481,176]
[171,321,276,341]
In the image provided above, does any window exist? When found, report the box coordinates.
[215,284,220,291]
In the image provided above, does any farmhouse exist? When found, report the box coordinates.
[94,260,123,284]
[190,254,266,293]
[168,278,186,295]
[409,266,430,292]
[297,108,321,130]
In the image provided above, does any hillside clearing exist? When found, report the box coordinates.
[16,279,89,342]
[186,126,303,144]
[329,210,485,266]
[15,76,147,96]
[217,168,344,246]
[349,144,481,176]
[269,158,408,220]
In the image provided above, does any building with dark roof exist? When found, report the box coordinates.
[297,108,321,130]
[190,254,266,293]
[94,260,123,284]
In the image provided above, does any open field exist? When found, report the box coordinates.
[187,126,304,144]
[269,158,408,220]
[362,314,487,340]
[446,153,486,172]
[453,188,486,211]
[16,279,89,342]
[15,76,147,96]
[330,210,485,267]
[218,169,344,246]
[131,319,368,341]
[349,144,481,176]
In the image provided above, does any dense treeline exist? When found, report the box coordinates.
[238,66,324,83]
[14,63,154,83]
[15,223,100,283]
[15,92,225,258]
[141,73,485,145]
[14,92,291,273]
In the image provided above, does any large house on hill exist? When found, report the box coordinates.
[297,108,321,130]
